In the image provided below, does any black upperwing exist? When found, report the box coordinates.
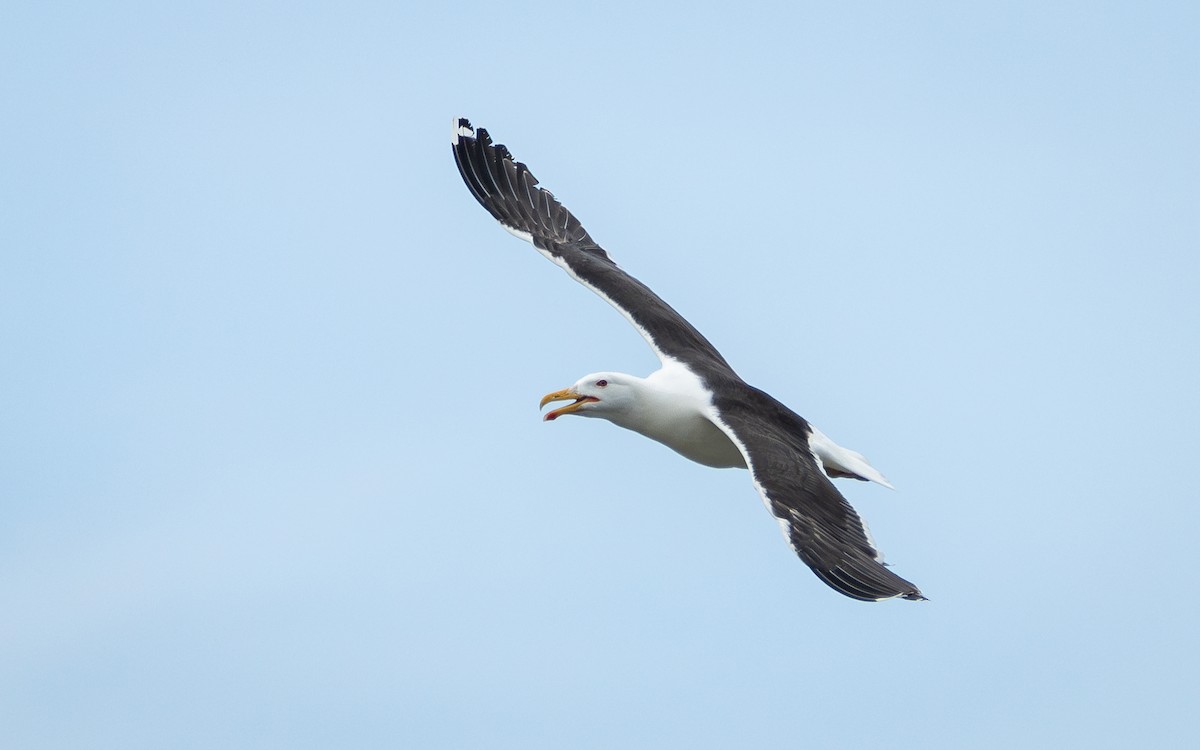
[452,118,732,374]
[707,383,926,602]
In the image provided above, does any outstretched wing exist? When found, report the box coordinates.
[707,385,926,602]
[452,117,732,373]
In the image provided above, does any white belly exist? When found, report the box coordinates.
[647,413,747,468]
[624,363,746,469]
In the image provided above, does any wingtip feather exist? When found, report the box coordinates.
[452,116,474,145]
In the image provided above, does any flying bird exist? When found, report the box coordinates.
[451,118,924,602]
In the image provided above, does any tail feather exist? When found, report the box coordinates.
[808,426,895,489]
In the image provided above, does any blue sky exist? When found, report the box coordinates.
[2,2,1198,748]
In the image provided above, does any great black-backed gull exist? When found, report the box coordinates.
[452,117,924,602]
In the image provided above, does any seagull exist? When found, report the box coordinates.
[451,118,924,602]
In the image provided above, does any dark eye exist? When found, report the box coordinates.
[596,379,608,387]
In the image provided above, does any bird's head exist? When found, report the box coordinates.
[540,372,636,422]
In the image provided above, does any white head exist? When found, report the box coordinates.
[539,372,640,422]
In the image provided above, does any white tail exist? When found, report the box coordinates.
[808,426,895,489]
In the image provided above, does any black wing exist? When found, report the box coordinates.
[708,384,926,602]
[452,117,732,373]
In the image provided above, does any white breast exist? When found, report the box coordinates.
[617,361,747,469]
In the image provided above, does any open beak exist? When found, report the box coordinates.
[540,388,599,421]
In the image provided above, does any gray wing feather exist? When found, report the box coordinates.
[452,118,733,373]
[710,385,925,602]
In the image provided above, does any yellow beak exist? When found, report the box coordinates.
[540,388,598,421]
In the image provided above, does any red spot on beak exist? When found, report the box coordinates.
[544,412,558,422]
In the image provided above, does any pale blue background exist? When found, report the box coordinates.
[3,2,1198,748]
